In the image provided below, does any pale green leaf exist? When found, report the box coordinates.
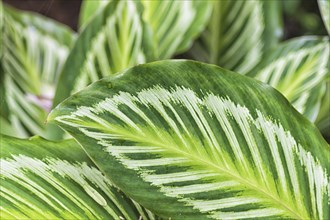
[189,0,283,74]
[52,0,153,108]
[248,36,330,122]
[78,0,211,59]
[318,0,330,35]
[141,0,212,59]
[1,5,75,139]
[79,0,110,29]
[0,116,16,136]
[0,135,155,220]
[59,0,211,106]
[50,60,329,219]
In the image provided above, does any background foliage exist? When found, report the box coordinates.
[1,0,329,219]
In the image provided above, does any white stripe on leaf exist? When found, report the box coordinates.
[55,86,328,219]
[0,155,119,219]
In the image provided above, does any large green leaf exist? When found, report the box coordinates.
[50,60,329,219]
[188,0,282,74]
[318,0,330,35]
[0,135,155,219]
[1,5,75,138]
[52,1,153,108]
[247,36,330,122]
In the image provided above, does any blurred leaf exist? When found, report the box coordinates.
[283,0,301,15]
[79,0,211,59]
[78,0,109,30]
[141,0,212,59]
[0,117,16,136]
[0,1,3,58]
[318,0,330,34]
[1,5,75,139]
[59,0,211,106]
[188,0,283,74]
[262,0,284,50]
[0,135,155,219]
[316,79,330,138]
[248,36,329,122]
[53,1,153,110]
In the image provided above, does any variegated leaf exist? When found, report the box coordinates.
[0,135,155,220]
[79,0,110,29]
[53,0,153,108]
[1,5,75,138]
[247,36,330,122]
[50,60,329,219]
[141,0,211,59]
[188,0,283,74]
[78,0,211,59]
[318,0,330,35]
[58,0,211,108]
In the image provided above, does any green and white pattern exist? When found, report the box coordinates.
[54,0,211,107]
[141,0,211,59]
[189,0,282,74]
[248,36,330,121]
[53,1,153,107]
[0,135,155,219]
[1,6,75,138]
[50,60,329,219]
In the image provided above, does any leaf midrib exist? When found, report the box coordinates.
[89,123,307,220]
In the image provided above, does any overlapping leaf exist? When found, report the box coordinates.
[318,0,330,35]
[56,0,211,108]
[78,0,211,59]
[248,36,330,121]
[189,0,282,74]
[53,1,153,107]
[50,60,329,219]
[1,6,75,138]
[140,0,211,59]
[0,135,155,219]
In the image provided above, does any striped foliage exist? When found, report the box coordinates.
[188,0,282,74]
[140,0,211,59]
[0,135,155,219]
[318,0,330,35]
[191,0,267,72]
[248,37,330,122]
[1,6,75,138]
[57,0,210,107]
[78,0,211,59]
[50,60,329,219]
[53,1,153,107]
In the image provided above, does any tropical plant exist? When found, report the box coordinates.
[0,0,329,219]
